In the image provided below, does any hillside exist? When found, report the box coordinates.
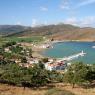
[0,24,95,41]
[0,25,30,36]
[5,24,79,37]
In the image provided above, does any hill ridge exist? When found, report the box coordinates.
[0,24,95,41]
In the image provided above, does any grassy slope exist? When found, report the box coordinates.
[5,36,44,43]
[0,37,7,47]
[0,36,44,48]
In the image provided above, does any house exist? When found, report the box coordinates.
[48,58,54,62]
[45,63,55,71]
[15,59,21,63]
[45,61,67,71]
[27,58,39,64]
[4,47,10,52]
[23,64,29,68]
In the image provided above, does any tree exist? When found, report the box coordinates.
[2,41,16,47]
[63,62,88,88]
[0,64,23,86]
[42,58,48,63]
[85,64,95,83]
[28,48,33,58]
[0,63,49,87]
[30,64,48,87]
[21,57,27,63]
[10,45,23,54]
[38,61,45,69]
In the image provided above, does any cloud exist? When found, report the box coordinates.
[16,21,22,25]
[31,19,37,27]
[60,0,70,10]
[59,0,70,10]
[80,16,95,27]
[64,17,78,25]
[64,16,95,27]
[60,5,70,10]
[77,0,95,8]
[40,6,48,11]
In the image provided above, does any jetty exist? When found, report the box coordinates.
[58,50,86,61]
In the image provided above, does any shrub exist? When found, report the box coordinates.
[42,58,48,63]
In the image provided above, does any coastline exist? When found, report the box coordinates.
[52,40,95,43]
[32,39,95,59]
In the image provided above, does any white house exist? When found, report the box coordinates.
[45,63,55,71]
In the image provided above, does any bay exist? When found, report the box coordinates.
[42,42,95,64]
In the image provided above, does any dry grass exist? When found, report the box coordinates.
[54,83,95,95]
[0,84,46,95]
[0,83,95,95]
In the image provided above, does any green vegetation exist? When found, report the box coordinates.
[0,36,44,48]
[0,58,95,89]
[21,57,27,63]
[10,45,23,53]
[45,88,75,95]
[2,41,16,47]
[5,36,44,43]
[0,37,6,46]
[42,58,49,63]
[0,41,33,60]
[63,62,95,88]
[0,63,61,88]
[0,63,43,87]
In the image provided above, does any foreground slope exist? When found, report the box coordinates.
[0,83,95,95]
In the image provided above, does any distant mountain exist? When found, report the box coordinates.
[0,25,30,36]
[0,24,95,41]
[5,24,79,37]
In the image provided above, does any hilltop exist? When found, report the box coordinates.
[0,24,95,41]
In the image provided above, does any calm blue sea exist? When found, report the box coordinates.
[42,42,95,64]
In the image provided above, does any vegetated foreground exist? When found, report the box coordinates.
[0,83,95,95]
[0,38,95,95]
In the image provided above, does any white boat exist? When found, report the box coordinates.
[92,46,95,48]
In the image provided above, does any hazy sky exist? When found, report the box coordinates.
[0,0,95,27]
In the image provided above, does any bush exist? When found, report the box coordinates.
[42,58,48,63]
[3,41,16,47]
[45,88,75,95]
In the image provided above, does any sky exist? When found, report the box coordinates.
[0,0,95,27]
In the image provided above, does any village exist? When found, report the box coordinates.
[0,40,69,71]
[0,37,87,71]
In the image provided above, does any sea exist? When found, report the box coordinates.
[42,42,95,64]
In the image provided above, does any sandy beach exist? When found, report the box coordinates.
[32,46,45,58]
